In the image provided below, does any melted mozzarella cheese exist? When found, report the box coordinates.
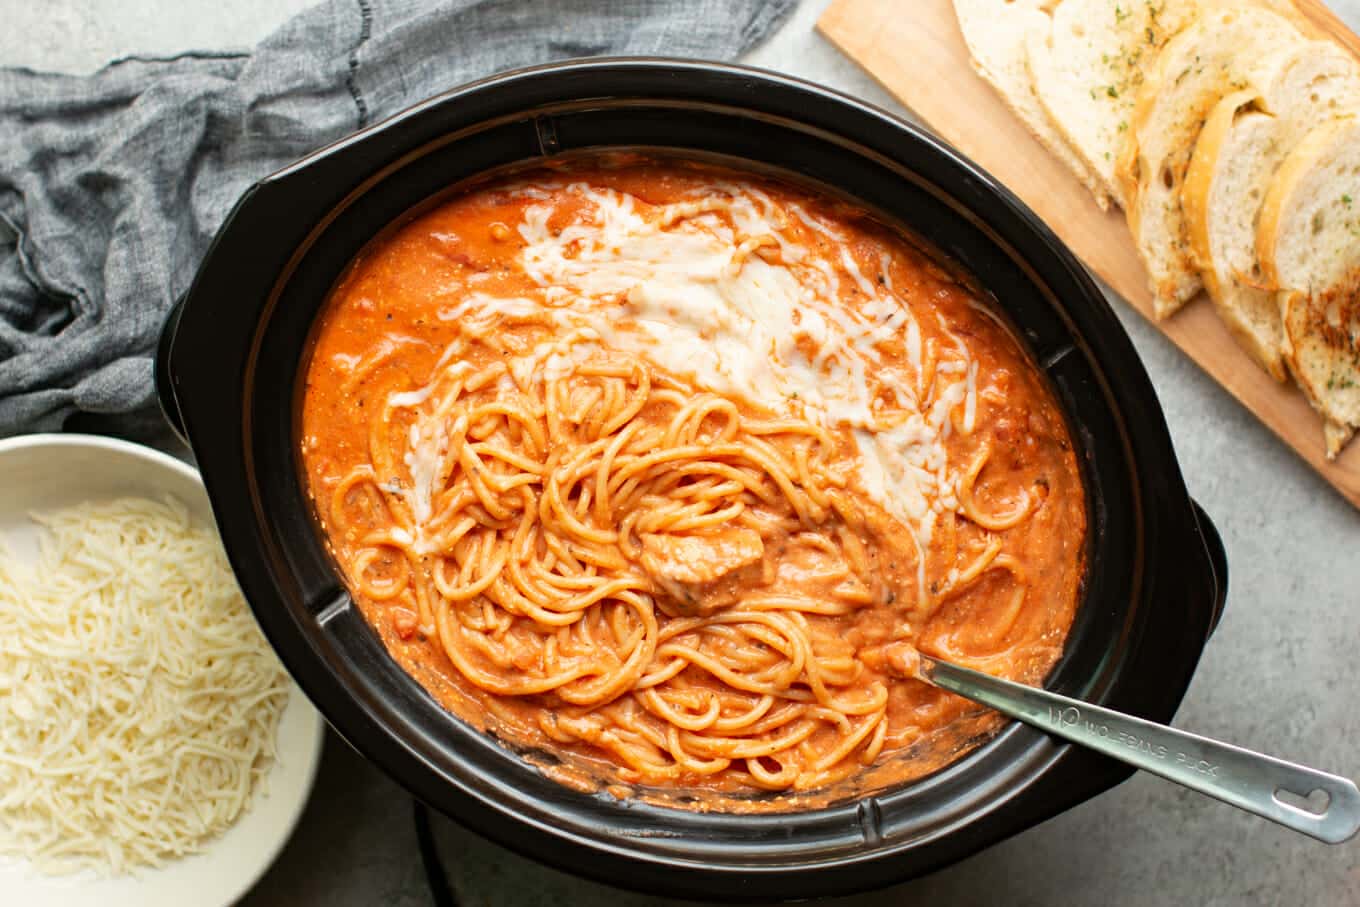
[398,179,982,556]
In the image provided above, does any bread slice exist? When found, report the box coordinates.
[1182,42,1360,380]
[1183,92,1285,375]
[1025,0,1201,207]
[954,0,1115,211]
[1257,116,1360,458]
[1325,420,1355,458]
[1117,5,1305,319]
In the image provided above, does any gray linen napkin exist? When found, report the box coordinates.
[0,0,794,437]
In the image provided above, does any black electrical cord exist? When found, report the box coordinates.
[413,800,460,907]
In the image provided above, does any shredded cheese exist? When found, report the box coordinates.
[0,497,289,876]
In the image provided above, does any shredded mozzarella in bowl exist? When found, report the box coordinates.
[0,496,290,876]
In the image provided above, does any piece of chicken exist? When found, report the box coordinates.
[638,528,765,615]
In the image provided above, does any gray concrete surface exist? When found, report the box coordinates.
[3,1,1358,904]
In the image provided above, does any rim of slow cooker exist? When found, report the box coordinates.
[163,59,1222,901]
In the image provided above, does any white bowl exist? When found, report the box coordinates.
[0,433,325,907]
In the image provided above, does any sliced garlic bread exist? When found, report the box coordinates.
[1182,42,1360,380]
[1257,116,1360,458]
[954,0,1115,210]
[1118,5,1305,319]
[1183,92,1285,376]
[1325,420,1355,457]
[1025,0,1200,207]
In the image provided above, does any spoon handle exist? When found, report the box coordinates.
[919,655,1360,844]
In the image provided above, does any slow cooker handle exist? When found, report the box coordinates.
[154,292,190,445]
[1189,498,1228,638]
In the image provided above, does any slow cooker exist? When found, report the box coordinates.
[155,59,1227,901]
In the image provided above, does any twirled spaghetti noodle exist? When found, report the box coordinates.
[334,344,903,789]
[300,156,1086,807]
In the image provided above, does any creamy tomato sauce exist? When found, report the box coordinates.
[299,156,1086,810]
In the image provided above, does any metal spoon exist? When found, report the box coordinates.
[906,651,1360,843]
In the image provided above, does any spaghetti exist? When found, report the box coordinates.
[300,156,1086,806]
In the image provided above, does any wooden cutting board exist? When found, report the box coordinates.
[817,0,1360,509]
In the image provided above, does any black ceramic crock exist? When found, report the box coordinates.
[155,59,1228,901]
